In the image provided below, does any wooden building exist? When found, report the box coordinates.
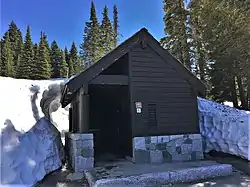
[61,28,206,159]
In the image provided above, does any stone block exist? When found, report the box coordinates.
[183,137,193,144]
[170,134,184,140]
[181,144,192,154]
[192,139,203,152]
[134,149,150,164]
[148,143,157,150]
[72,140,82,150]
[72,147,82,156]
[156,142,167,150]
[150,150,163,164]
[188,134,202,140]
[151,136,158,143]
[166,144,177,154]
[81,148,94,157]
[82,140,94,148]
[162,150,172,162]
[74,156,94,172]
[172,153,191,161]
[69,133,93,141]
[175,138,184,146]
[195,151,204,160]
[69,133,82,141]
[133,137,146,150]
[157,136,170,143]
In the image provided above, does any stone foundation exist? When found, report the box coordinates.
[65,133,94,172]
[133,134,204,164]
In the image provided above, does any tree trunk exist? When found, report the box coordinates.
[231,76,239,108]
[197,42,205,81]
[236,76,247,109]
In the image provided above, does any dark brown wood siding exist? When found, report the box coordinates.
[129,44,199,137]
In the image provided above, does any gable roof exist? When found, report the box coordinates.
[61,28,206,107]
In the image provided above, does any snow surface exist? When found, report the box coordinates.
[198,97,250,160]
[0,77,69,134]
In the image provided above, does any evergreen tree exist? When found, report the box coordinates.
[17,25,34,79]
[70,42,81,74]
[50,40,62,78]
[80,1,101,67]
[160,0,192,70]
[8,21,23,75]
[65,46,74,77]
[64,47,70,66]
[5,21,23,76]
[1,32,14,77]
[42,33,51,67]
[100,6,114,55]
[68,58,75,78]
[59,50,68,78]
[0,40,2,74]
[33,43,38,57]
[33,32,51,79]
[113,5,119,47]
[189,0,250,109]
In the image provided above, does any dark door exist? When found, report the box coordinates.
[90,85,132,160]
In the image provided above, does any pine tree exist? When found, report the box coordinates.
[113,5,119,47]
[65,47,74,77]
[68,59,75,78]
[42,33,51,67]
[50,40,62,78]
[70,42,81,74]
[80,1,101,67]
[161,0,192,70]
[33,32,51,79]
[33,43,38,57]
[59,50,68,78]
[1,32,14,77]
[100,6,114,55]
[189,0,250,109]
[0,40,3,74]
[64,47,70,66]
[5,21,23,76]
[17,25,34,79]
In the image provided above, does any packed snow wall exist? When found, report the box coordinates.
[198,97,250,160]
[0,77,67,186]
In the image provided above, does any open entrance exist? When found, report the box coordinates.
[89,85,132,161]
[88,54,132,162]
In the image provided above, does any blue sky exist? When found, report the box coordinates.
[1,0,165,49]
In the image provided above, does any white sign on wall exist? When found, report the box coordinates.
[136,108,142,113]
[135,102,142,113]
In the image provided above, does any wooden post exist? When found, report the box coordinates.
[69,106,73,132]
[78,87,90,133]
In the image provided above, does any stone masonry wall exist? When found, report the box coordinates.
[133,134,204,164]
[65,133,94,172]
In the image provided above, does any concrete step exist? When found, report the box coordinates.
[84,161,233,187]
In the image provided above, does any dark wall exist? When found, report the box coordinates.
[129,44,200,137]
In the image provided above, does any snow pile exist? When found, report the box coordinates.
[198,97,250,160]
[1,118,64,186]
[0,77,68,186]
[0,76,69,134]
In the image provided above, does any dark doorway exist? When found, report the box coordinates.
[89,84,132,161]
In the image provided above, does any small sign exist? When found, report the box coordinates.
[135,102,142,109]
[136,108,142,113]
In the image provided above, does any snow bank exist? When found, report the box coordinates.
[198,97,250,160]
[0,76,68,186]
[0,76,69,135]
[1,117,64,186]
